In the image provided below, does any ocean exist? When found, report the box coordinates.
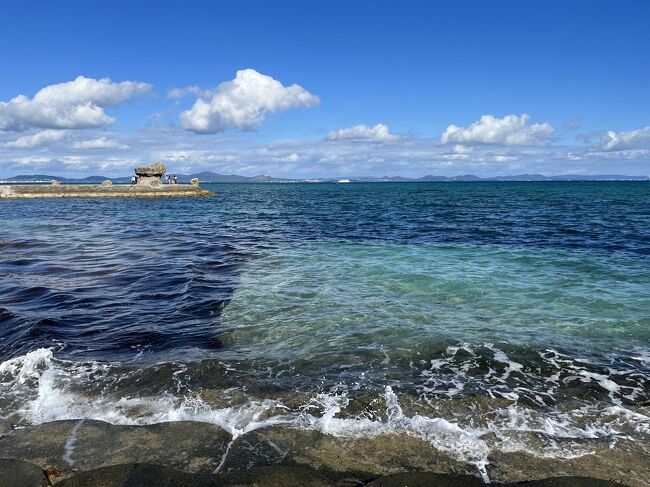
[1,181,649,483]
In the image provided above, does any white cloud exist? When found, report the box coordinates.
[166,85,204,99]
[281,152,300,162]
[180,69,319,133]
[494,155,518,162]
[328,123,398,142]
[72,137,130,150]
[2,121,648,179]
[598,126,650,151]
[440,144,474,160]
[452,144,472,154]
[4,129,68,148]
[440,114,555,146]
[0,76,152,131]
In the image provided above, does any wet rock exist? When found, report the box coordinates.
[518,478,629,487]
[55,463,219,487]
[221,425,473,485]
[0,458,49,487]
[0,419,13,436]
[55,463,333,487]
[365,471,485,486]
[488,442,646,487]
[0,420,232,479]
[218,465,333,486]
[364,473,630,486]
[0,420,75,477]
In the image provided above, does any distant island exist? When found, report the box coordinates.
[1,172,648,184]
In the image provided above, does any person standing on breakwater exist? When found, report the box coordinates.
[131,175,136,185]
[172,175,178,184]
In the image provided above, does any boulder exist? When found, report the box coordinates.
[0,420,232,480]
[220,425,472,484]
[100,180,112,187]
[51,180,61,186]
[190,178,199,186]
[55,463,220,487]
[365,472,485,487]
[55,464,334,487]
[218,465,333,486]
[0,458,49,487]
[134,163,166,177]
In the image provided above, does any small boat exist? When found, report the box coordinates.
[337,179,351,183]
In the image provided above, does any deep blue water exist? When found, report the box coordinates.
[1,181,648,360]
[0,181,649,474]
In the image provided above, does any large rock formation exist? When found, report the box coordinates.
[135,163,166,177]
[135,163,166,186]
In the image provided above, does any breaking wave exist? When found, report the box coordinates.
[2,347,649,481]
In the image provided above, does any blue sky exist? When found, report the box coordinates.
[1,0,649,178]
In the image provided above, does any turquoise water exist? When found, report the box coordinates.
[221,241,649,359]
[0,181,649,477]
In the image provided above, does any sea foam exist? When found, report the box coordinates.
[1,347,649,482]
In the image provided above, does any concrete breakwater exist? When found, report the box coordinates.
[0,182,213,199]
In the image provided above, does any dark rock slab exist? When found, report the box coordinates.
[515,478,629,486]
[221,425,473,485]
[488,443,647,487]
[0,420,232,479]
[0,420,75,477]
[55,463,219,487]
[365,472,631,487]
[0,458,49,487]
[218,465,333,486]
[56,463,334,487]
[365,471,486,486]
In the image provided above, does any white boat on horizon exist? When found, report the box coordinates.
[337,179,351,183]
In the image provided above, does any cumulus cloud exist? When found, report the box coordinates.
[598,126,650,151]
[72,137,130,150]
[328,123,398,142]
[4,129,68,148]
[180,69,319,133]
[440,114,555,146]
[0,76,152,131]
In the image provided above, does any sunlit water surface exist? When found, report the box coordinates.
[1,182,649,478]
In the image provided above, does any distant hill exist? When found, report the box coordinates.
[2,174,132,183]
[2,172,648,184]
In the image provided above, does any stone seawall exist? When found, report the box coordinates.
[0,184,213,199]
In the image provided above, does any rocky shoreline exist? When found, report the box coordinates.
[0,420,637,487]
[0,183,212,199]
